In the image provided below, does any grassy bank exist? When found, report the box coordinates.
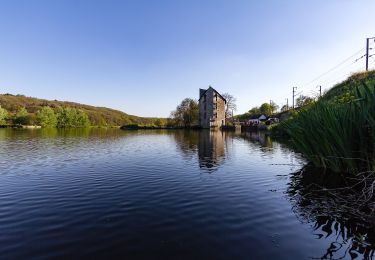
[274,71,375,173]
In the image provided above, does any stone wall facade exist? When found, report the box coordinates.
[198,87,226,128]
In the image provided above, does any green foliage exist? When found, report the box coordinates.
[236,101,278,121]
[330,91,356,104]
[13,107,31,125]
[248,106,260,115]
[296,95,315,107]
[36,107,57,127]
[170,98,198,127]
[280,104,289,112]
[279,84,375,173]
[56,107,90,128]
[0,106,8,125]
[323,70,375,102]
[0,93,164,126]
[259,103,272,116]
[154,118,166,127]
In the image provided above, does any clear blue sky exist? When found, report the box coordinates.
[0,0,374,117]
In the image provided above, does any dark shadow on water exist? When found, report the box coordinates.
[287,166,375,259]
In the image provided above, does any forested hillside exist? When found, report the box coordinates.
[0,94,161,126]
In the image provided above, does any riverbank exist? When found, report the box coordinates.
[120,124,196,130]
[0,125,41,129]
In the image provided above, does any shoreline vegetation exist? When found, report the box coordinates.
[273,70,375,173]
[0,94,166,128]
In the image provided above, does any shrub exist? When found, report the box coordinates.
[0,106,8,125]
[56,107,90,128]
[13,107,31,125]
[36,107,57,127]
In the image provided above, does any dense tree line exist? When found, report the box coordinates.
[236,102,279,121]
[0,94,162,126]
[0,105,90,127]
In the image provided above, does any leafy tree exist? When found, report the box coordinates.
[56,107,90,128]
[13,107,31,125]
[170,98,198,127]
[75,109,90,127]
[154,118,166,127]
[36,107,57,127]
[248,107,260,116]
[296,95,315,107]
[0,106,8,125]
[270,101,279,114]
[281,105,289,112]
[222,93,237,119]
[259,103,272,116]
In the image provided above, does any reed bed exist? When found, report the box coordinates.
[280,84,375,173]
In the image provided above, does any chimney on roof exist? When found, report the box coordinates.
[199,88,206,98]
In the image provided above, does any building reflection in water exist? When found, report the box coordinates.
[173,130,277,171]
[198,130,226,170]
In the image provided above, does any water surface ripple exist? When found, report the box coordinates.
[0,129,372,259]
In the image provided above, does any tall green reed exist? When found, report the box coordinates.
[281,84,375,173]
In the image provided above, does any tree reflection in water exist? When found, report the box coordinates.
[241,131,273,149]
[287,166,375,259]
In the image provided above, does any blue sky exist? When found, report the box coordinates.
[0,0,374,117]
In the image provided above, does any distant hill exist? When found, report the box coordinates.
[0,94,162,126]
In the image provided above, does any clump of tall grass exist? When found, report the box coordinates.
[280,84,375,173]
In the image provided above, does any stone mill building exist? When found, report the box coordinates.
[198,86,226,128]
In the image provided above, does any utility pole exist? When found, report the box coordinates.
[292,87,297,109]
[269,99,274,114]
[366,37,369,71]
[366,37,375,71]
[318,85,322,98]
[286,98,289,110]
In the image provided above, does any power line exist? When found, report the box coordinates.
[301,48,365,88]
[354,54,366,63]
[301,56,364,96]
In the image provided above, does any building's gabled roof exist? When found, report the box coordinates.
[249,114,267,120]
[199,86,226,103]
[249,114,261,119]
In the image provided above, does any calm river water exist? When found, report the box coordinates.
[0,128,374,259]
